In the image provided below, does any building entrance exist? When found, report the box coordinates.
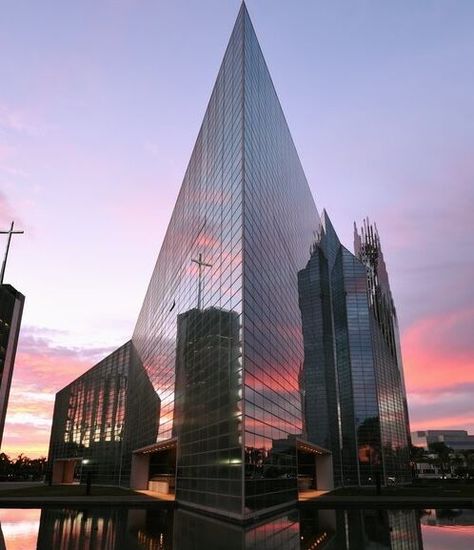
[130,438,176,496]
[296,440,333,496]
[52,458,82,484]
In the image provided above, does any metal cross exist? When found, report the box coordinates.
[191,253,212,310]
[0,221,24,284]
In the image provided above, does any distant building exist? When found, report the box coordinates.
[298,212,412,485]
[411,430,474,451]
[0,284,24,447]
[413,462,454,479]
[48,341,160,485]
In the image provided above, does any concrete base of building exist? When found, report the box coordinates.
[51,458,82,484]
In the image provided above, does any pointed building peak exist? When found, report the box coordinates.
[237,0,249,21]
[321,208,332,226]
[321,209,338,240]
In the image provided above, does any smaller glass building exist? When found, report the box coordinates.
[298,212,411,486]
[48,341,160,485]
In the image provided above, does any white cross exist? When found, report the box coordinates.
[191,253,212,309]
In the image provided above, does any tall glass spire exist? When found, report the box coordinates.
[132,3,320,518]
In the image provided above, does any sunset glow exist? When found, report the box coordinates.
[1,0,473,459]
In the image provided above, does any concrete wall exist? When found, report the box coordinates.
[316,454,334,491]
[130,454,150,490]
[52,459,77,484]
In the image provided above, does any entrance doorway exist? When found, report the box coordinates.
[296,440,333,496]
[130,438,176,497]
[52,458,82,484]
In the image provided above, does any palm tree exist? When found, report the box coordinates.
[428,442,453,477]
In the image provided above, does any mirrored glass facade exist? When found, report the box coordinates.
[48,341,160,485]
[133,5,246,515]
[242,7,321,514]
[48,2,412,520]
[31,505,422,549]
[354,219,412,482]
[298,212,411,486]
[132,4,321,519]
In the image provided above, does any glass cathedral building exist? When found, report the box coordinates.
[132,3,322,519]
[49,2,411,521]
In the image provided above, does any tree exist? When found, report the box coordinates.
[428,442,453,477]
[0,454,47,480]
[0,453,12,479]
[410,445,426,462]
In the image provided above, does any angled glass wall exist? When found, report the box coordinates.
[133,6,245,516]
[132,3,321,518]
[241,8,321,513]
[48,341,159,486]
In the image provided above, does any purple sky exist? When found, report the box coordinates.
[1,0,473,457]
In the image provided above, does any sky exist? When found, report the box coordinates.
[0,0,473,458]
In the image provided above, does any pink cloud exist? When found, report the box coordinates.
[402,308,474,432]
[1,326,116,458]
[402,307,474,392]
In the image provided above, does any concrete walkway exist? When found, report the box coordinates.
[0,486,471,509]
[137,490,175,502]
[302,494,474,508]
[299,490,329,501]
[0,493,171,508]
[0,482,43,491]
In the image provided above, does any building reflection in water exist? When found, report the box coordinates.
[28,505,426,549]
[36,507,174,550]
[299,507,423,550]
[421,508,474,527]
[173,508,303,549]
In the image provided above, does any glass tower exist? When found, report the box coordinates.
[298,212,411,486]
[354,219,412,482]
[132,3,321,519]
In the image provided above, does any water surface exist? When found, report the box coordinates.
[0,506,472,549]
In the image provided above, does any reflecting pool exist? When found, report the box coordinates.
[0,506,472,549]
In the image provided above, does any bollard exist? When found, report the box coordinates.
[375,471,382,496]
[86,471,92,496]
